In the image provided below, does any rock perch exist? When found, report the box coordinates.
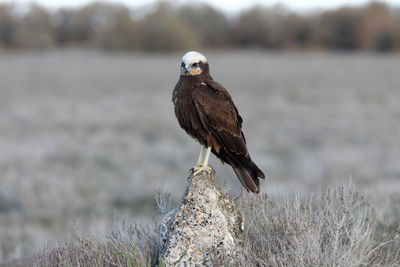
[160,170,243,266]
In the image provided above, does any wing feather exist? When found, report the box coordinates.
[192,81,248,156]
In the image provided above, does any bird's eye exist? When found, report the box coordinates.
[192,62,198,67]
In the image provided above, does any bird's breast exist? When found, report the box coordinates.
[174,93,208,145]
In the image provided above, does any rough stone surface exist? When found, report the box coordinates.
[161,170,243,266]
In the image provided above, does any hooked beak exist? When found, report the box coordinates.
[181,62,191,75]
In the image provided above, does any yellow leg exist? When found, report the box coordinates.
[202,146,211,168]
[195,146,205,167]
[193,146,213,176]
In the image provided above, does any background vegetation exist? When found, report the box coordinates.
[31,185,399,266]
[0,1,400,52]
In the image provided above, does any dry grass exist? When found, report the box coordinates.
[32,222,160,267]
[29,184,399,267]
[237,184,400,266]
[31,192,175,267]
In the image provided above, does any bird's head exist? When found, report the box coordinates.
[180,51,207,76]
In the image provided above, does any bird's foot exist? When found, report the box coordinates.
[192,165,214,176]
[189,163,202,174]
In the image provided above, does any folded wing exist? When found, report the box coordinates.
[192,80,265,193]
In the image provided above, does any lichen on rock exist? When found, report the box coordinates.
[160,170,243,266]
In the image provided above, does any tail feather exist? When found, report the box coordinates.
[233,160,265,194]
[212,145,265,194]
[253,163,265,179]
[233,167,260,194]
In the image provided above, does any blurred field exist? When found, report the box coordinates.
[0,50,399,262]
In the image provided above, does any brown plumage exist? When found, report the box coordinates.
[172,51,265,193]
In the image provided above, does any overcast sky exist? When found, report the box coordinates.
[3,0,399,13]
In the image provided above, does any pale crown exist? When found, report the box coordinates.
[182,51,207,66]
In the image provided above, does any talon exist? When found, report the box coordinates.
[193,165,214,176]
[191,164,202,175]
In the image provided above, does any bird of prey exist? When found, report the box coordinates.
[172,51,265,194]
